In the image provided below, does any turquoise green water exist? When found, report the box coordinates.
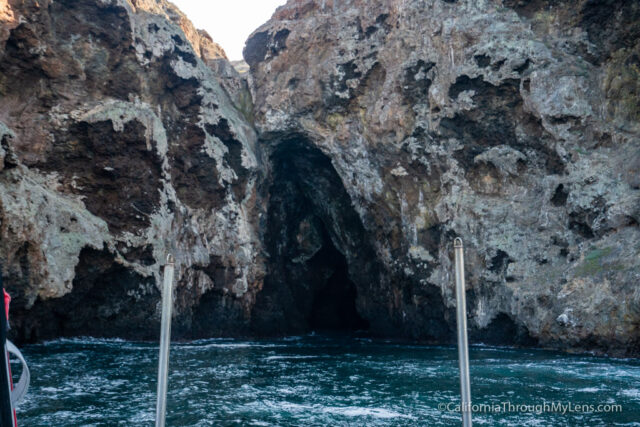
[14,335,640,426]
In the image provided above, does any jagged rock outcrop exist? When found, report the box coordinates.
[0,0,264,341]
[245,0,640,356]
[1,0,639,357]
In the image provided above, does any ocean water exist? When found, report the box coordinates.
[13,335,640,426]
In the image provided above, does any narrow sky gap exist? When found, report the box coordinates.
[170,0,287,61]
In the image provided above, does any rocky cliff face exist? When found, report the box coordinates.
[245,0,640,356]
[0,0,264,340]
[1,0,639,357]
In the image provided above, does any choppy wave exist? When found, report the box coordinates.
[14,335,640,426]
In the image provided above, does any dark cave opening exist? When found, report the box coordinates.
[306,230,369,332]
[252,135,374,335]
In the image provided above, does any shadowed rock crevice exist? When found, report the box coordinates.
[9,247,159,343]
[41,119,163,234]
[402,59,435,105]
[442,76,565,178]
[504,0,640,64]
[188,287,248,338]
[470,313,537,346]
[179,254,252,338]
[243,28,290,68]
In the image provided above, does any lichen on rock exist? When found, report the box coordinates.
[0,0,264,342]
[1,0,639,357]
[245,0,640,356]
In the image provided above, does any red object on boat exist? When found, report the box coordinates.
[2,289,17,426]
[3,290,9,321]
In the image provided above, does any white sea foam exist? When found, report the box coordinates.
[620,388,640,399]
[264,355,320,361]
[182,341,293,351]
[40,336,127,346]
[577,387,603,393]
[322,406,415,419]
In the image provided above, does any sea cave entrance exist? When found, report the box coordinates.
[251,136,373,335]
[306,227,369,332]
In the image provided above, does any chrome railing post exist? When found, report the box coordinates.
[454,238,472,427]
[155,254,175,427]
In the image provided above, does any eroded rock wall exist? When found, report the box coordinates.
[0,0,265,341]
[1,0,638,357]
[246,0,640,356]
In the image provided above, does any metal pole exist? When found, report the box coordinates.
[155,254,175,427]
[454,238,472,427]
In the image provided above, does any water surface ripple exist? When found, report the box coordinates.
[15,335,640,426]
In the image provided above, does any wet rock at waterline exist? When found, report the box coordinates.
[1,0,639,357]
